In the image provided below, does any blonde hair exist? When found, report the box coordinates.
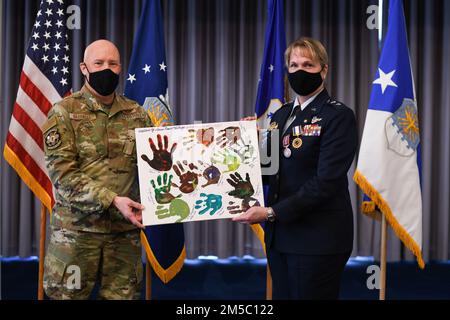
[285,37,328,68]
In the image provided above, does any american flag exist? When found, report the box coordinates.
[3,0,72,211]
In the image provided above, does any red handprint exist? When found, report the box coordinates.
[141,134,177,171]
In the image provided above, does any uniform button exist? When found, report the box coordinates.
[274,193,278,199]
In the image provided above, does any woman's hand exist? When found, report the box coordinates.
[240,116,260,132]
[232,206,267,224]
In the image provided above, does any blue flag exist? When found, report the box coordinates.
[255,0,287,130]
[124,0,185,283]
[354,0,424,268]
[253,0,287,252]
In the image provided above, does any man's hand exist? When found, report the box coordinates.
[113,196,145,229]
[232,206,267,224]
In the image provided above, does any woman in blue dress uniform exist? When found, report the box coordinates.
[235,37,358,300]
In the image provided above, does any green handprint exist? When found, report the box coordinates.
[155,198,190,222]
[211,148,241,173]
[195,193,223,216]
[151,173,180,204]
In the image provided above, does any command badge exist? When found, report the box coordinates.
[45,128,61,150]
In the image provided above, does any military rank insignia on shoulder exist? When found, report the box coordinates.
[326,98,343,107]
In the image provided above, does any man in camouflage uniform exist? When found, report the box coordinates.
[42,39,152,299]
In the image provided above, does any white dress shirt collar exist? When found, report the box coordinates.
[293,88,324,112]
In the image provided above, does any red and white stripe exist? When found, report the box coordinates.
[6,56,69,208]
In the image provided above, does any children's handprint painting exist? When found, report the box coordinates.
[136,121,264,226]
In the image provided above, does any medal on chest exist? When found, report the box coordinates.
[282,135,291,158]
[292,126,303,149]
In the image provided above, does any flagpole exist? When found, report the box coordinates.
[266,266,272,300]
[379,214,387,300]
[146,257,152,300]
[38,203,47,300]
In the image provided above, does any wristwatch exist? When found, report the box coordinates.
[266,207,276,222]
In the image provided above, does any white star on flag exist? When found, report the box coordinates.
[142,64,151,74]
[159,62,167,71]
[373,68,398,94]
[127,74,137,83]
[269,64,274,72]
[31,43,39,51]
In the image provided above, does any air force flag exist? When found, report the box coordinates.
[252,0,287,251]
[255,0,286,130]
[354,0,424,268]
[124,0,185,283]
[124,0,173,127]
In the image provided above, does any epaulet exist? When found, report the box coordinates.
[283,100,296,108]
[270,101,292,119]
[118,94,141,108]
[326,98,344,108]
[54,92,81,108]
[66,91,82,100]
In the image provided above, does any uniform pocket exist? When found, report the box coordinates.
[123,140,136,157]
[44,252,67,286]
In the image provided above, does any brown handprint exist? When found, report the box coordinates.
[141,134,177,171]
[226,172,255,199]
[183,127,215,154]
[196,127,215,147]
[172,160,200,193]
[216,126,241,148]
[227,198,260,215]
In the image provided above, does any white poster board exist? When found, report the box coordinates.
[135,121,264,226]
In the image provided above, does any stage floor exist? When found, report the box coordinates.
[2,256,449,299]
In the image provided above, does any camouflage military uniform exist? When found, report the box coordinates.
[42,86,152,299]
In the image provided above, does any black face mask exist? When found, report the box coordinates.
[84,65,119,96]
[288,69,324,96]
